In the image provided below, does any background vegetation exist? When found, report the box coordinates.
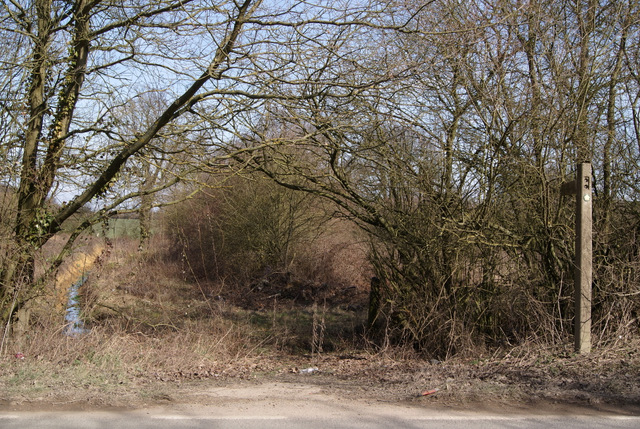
[165,175,369,291]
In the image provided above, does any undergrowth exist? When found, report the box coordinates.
[1,235,639,408]
[0,235,369,393]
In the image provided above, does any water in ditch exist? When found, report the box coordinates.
[64,274,90,336]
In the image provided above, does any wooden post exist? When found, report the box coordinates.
[575,162,592,354]
[561,163,592,354]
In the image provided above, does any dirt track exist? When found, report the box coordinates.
[3,348,640,418]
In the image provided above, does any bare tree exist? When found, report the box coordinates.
[231,0,640,355]
[0,0,402,336]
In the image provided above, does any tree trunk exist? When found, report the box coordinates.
[0,246,36,343]
[139,192,153,251]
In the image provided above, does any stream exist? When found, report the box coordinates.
[64,274,90,336]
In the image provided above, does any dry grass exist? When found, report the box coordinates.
[1,237,263,398]
[0,234,366,403]
[1,234,640,411]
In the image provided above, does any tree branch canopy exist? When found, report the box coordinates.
[2,0,640,354]
[1,0,422,325]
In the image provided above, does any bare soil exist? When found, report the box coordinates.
[2,350,640,416]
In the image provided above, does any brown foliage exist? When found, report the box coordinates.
[164,176,371,295]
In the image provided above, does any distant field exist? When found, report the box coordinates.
[92,218,140,239]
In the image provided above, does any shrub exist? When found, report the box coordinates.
[164,175,369,290]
